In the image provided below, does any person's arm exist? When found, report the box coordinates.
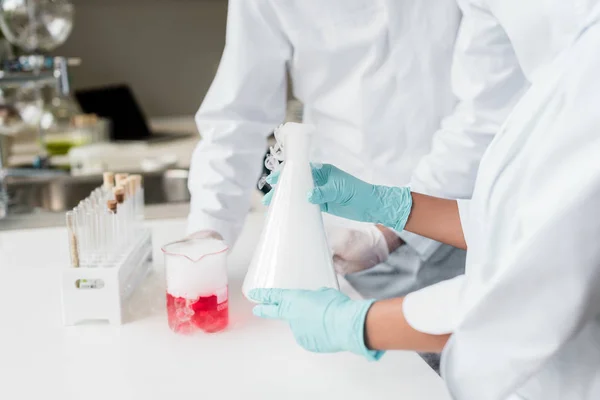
[187,0,291,245]
[249,278,465,359]
[365,274,466,352]
[404,193,466,250]
[289,164,467,249]
[365,297,450,353]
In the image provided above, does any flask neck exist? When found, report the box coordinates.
[283,132,311,163]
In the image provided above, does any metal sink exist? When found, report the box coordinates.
[5,169,190,213]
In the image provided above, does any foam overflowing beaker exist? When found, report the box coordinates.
[243,123,339,300]
[162,236,229,334]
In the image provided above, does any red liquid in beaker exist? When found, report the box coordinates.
[166,287,229,334]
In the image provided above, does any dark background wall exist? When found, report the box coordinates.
[52,0,228,117]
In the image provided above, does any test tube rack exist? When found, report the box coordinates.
[61,172,153,326]
[61,228,153,326]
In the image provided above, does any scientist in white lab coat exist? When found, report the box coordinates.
[188,1,516,302]
[252,1,600,399]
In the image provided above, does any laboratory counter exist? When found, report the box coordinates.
[0,212,451,400]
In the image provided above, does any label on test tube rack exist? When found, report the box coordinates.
[75,279,105,289]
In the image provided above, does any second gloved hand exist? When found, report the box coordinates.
[249,288,384,361]
[326,222,403,274]
[263,164,413,231]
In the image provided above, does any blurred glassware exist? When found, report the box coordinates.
[0,83,81,134]
[43,114,109,156]
[0,0,74,53]
[42,92,81,129]
[12,81,44,127]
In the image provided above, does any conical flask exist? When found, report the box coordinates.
[242,123,339,300]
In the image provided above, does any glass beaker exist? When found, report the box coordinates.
[161,237,229,334]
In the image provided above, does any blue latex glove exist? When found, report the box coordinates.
[249,288,384,361]
[262,164,413,231]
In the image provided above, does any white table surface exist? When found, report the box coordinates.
[0,212,451,400]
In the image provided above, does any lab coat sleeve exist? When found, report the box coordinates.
[187,0,291,245]
[403,275,466,335]
[456,199,471,247]
[411,0,527,198]
[404,0,528,258]
[401,201,470,335]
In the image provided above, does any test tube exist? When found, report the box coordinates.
[115,173,129,225]
[113,186,124,201]
[86,207,98,266]
[96,208,107,265]
[66,211,80,268]
[103,172,115,192]
[130,174,143,222]
[115,173,129,190]
[107,199,118,255]
[102,172,115,213]
[100,208,114,265]
[127,179,134,240]
[96,187,104,203]
[66,173,146,268]
[126,177,136,231]
[99,189,109,262]
[113,186,126,247]
[122,178,131,227]
[75,204,89,267]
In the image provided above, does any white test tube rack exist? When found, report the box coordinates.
[61,228,153,326]
[61,173,153,326]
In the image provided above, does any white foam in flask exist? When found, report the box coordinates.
[243,123,339,300]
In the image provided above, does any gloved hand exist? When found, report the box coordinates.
[262,164,413,231]
[327,222,392,274]
[249,287,384,361]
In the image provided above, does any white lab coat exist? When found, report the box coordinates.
[187,0,522,259]
[404,1,600,398]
